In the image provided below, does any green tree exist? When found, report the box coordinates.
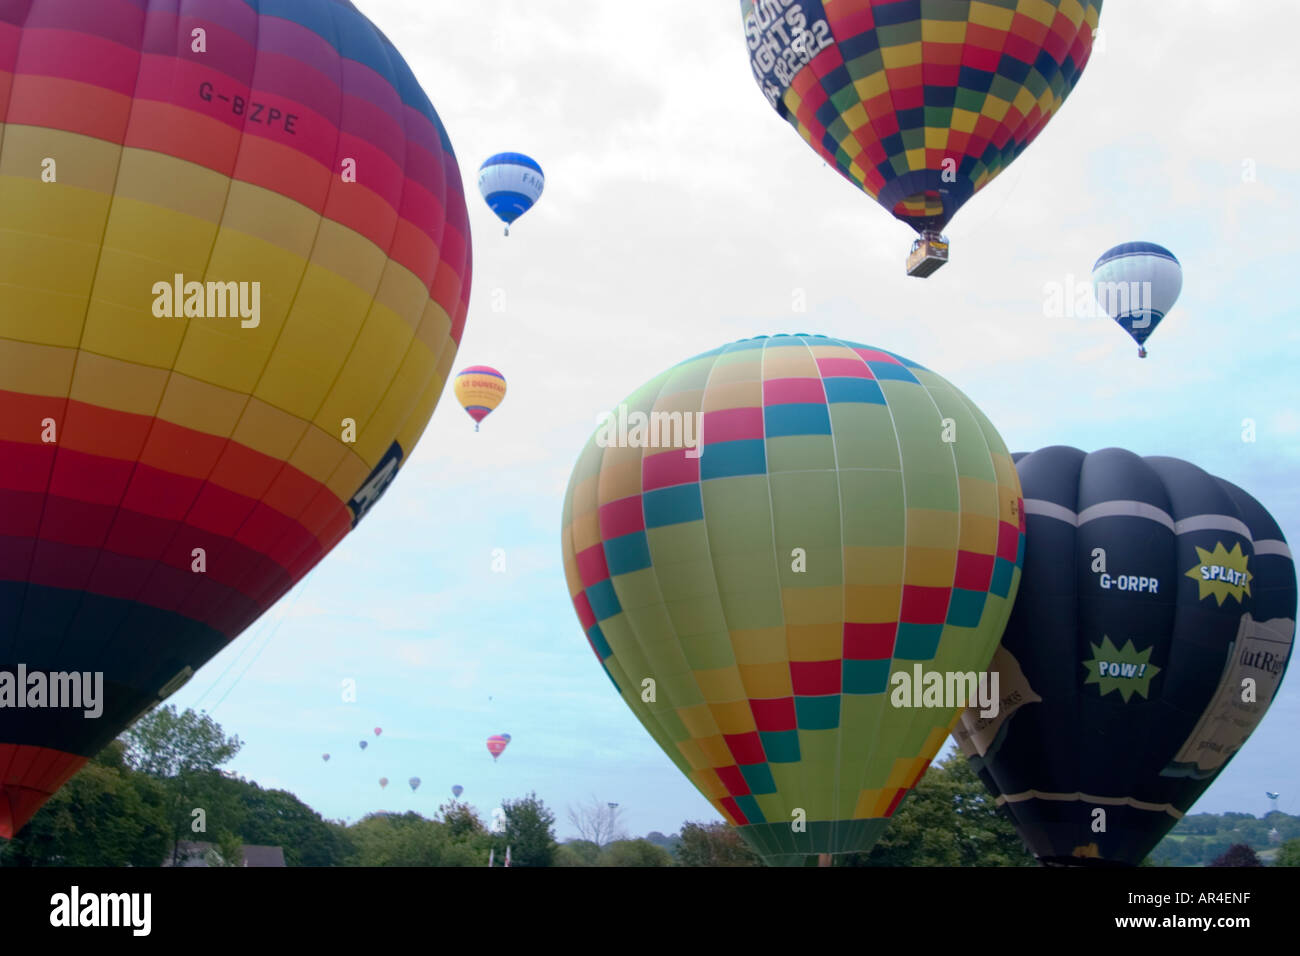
[229,782,351,866]
[676,821,762,866]
[347,812,446,866]
[499,792,557,867]
[842,752,1035,867]
[439,800,486,840]
[208,830,246,867]
[555,840,601,866]
[122,705,244,864]
[601,839,673,867]
[123,705,242,776]
[1273,839,1300,867]
[0,741,169,867]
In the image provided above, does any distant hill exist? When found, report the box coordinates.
[1149,811,1298,866]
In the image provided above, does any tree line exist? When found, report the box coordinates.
[2,706,1295,867]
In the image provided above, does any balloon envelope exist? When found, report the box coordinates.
[739,1,1102,234]
[1092,242,1182,354]
[454,367,507,428]
[322,754,330,762]
[486,734,510,760]
[478,153,544,234]
[374,728,382,737]
[0,0,471,838]
[359,741,368,751]
[956,447,1296,865]
[452,785,464,798]
[409,777,421,791]
[561,334,1025,864]
[379,777,388,789]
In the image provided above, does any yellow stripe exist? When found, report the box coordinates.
[997,789,1184,818]
[0,126,457,481]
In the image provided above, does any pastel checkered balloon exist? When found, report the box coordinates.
[561,334,1024,864]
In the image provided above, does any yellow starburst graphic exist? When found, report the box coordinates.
[1184,542,1252,605]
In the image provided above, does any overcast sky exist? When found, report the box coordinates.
[169,0,1300,840]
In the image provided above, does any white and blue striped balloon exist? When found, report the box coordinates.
[478,152,544,236]
[1092,242,1183,358]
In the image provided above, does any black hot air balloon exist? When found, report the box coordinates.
[956,447,1296,866]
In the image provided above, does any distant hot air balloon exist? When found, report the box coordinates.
[561,334,1025,865]
[379,777,389,789]
[322,754,331,762]
[1092,242,1183,358]
[452,785,464,798]
[478,153,545,236]
[487,735,511,761]
[739,1,1102,276]
[374,728,382,737]
[956,447,1296,866]
[454,367,507,431]
[409,777,421,792]
[359,741,368,751]
[0,0,472,839]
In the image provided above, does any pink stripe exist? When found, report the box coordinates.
[572,591,597,631]
[16,29,140,96]
[20,0,146,48]
[702,407,763,443]
[642,449,699,491]
[599,496,645,539]
[763,378,826,405]
[576,543,610,588]
[854,348,902,365]
[816,357,874,379]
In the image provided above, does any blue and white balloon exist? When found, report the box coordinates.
[478,152,544,236]
[1092,242,1183,358]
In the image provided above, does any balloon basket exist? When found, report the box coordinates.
[906,231,950,277]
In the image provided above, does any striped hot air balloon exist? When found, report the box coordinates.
[0,0,470,839]
[478,152,544,236]
[1092,242,1183,358]
[561,334,1025,865]
[486,734,510,761]
[454,367,507,431]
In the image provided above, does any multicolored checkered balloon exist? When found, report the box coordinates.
[740,0,1102,234]
[561,335,1025,864]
